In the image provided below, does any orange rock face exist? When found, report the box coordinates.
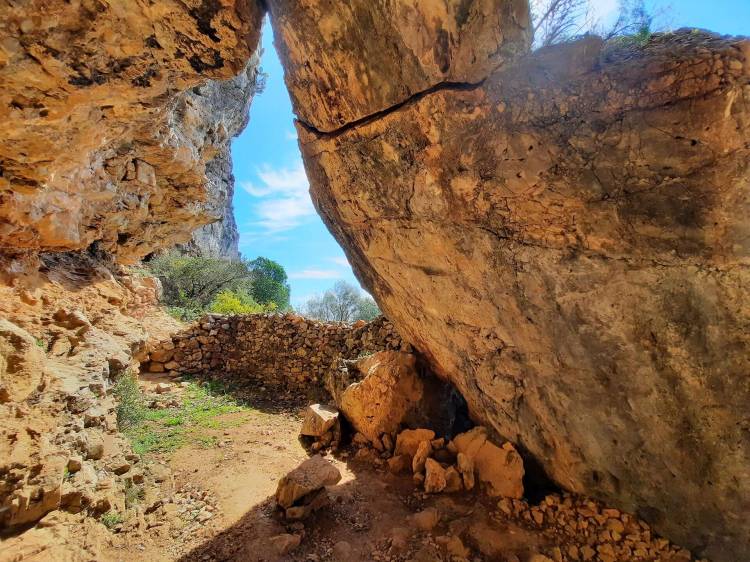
[266,0,530,132]
[271,4,750,558]
[0,0,263,261]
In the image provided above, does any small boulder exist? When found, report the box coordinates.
[456,452,475,491]
[453,427,524,498]
[269,533,301,556]
[284,487,329,520]
[424,458,447,493]
[395,428,435,458]
[300,404,339,437]
[150,348,174,363]
[388,454,410,475]
[444,466,463,493]
[339,351,424,442]
[148,362,165,373]
[78,430,104,460]
[154,382,171,394]
[332,540,353,561]
[275,455,341,509]
[412,440,432,474]
[67,455,83,473]
[412,507,440,531]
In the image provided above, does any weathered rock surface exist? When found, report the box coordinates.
[0,0,263,261]
[278,7,750,558]
[339,351,424,442]
[0,251,179,530]
[275,455,341,509]
[267,0,530,133]
[300,404,340,437]
[0,318,46,403]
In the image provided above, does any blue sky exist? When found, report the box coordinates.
[231,1,749,307]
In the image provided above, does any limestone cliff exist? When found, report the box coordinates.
[0,0,263,262]
[270,3,750,559]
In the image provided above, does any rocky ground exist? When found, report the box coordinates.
[2,364,708,562]
[0,254,713,562]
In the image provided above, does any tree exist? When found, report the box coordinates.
[148,253,254,312]
[301,281,381,323]
[531,0,590,48]
[603,0,653,40]
[356,296,381,322]
[146,253,291,320]
[530,0,659,48]
[248,257,290,309]
[209,289,275,315]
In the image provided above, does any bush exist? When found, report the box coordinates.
[148,253,254,311]
[248,257,290,309]
[100,511,123,529]
[208,290,276,315]
[145,253,290,319]
[113,372,145,430]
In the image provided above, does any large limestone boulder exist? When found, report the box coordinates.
[266,0,531,132]
[275,5,750,557]
[339,351,424,442]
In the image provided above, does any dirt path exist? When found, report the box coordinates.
[73,376,698,562]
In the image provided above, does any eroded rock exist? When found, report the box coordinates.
[266,0,531,132]
[0,319,46,403]
[275,455,341,510]
[339,351,424,442]
[0,0,263,260]
[287,18,750,559]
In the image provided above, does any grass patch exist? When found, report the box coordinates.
[100,511,123,529]
[114,374,252,457]
[124,481,145,509]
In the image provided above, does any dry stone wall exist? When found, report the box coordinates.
[144,314,409,390]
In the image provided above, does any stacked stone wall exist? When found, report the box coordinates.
[143,314,409,390]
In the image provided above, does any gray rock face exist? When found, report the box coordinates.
[175,57,263,260]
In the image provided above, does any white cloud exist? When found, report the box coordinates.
[285,130,298,141]
[289,269,343,280]
[329,256,350,268]
[239,160,315,233]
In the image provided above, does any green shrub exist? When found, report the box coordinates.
[100,511,123,529]
[119,381,252,456]
[113,372,145,430]
[208,290,275,315]
[145,253,290,319]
